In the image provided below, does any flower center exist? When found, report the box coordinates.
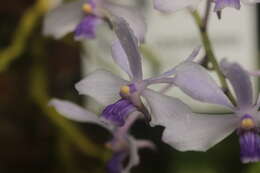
[120,85,130,95]
[82,3,93,14]
[120,84,137,97]
[240,114,256,130]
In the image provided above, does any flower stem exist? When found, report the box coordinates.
[0,0,49,72]
[202,0,211,31]
[30,59,111,162]
[191,9,236,105]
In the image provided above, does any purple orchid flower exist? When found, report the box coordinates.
[154,0,260,13]
[74,17,224,127]
[43,0,146,41]
[49,99,154,173]
[143,58,260,163]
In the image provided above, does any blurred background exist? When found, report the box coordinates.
[0,0,260,173]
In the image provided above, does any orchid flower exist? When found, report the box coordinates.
[73,17,230,128]
[49,99,154,173]
[43,0,146,41]
[143,58,260,163]
[154,0,260,13]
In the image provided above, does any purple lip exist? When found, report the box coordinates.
[101,99,137,126]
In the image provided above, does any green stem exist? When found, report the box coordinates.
[191,10,236,105]
[0,0,49,72]
[30,62,111,162]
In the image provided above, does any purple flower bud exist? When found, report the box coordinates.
[101,99,137,126]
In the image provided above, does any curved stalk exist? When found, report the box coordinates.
[191,8,236,105]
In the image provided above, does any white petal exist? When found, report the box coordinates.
[111,17,143,80]
[135,140,156,150]
[122,136,140,173]
[111,40,133,78]
[43,0,84,39]
[154,0,202,13]
[75,70,128,105]
[220,59,253,109]
[49,98,112,130]
[142,89,238,151]
[173,61,234,109]
[104,1,147,42]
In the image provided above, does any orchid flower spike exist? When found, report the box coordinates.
[144,57,260,163]
[49,99,154,173]
[43,0,146,41]
[154,0,260,14]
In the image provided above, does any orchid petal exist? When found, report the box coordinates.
[105,2,147,42]
[112,17,143,81]
[142,89,238,151]
[122,136,140,173]
[111,40,133,79]
[184,46,201,62]
[75,70,128,106]
[148,59,234,109]
[172,61,234,109]
[49,99,112,131]
[154,0,201,13]
[43,0,85,39]
[220,59,253,109]
[135,140,156,150]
